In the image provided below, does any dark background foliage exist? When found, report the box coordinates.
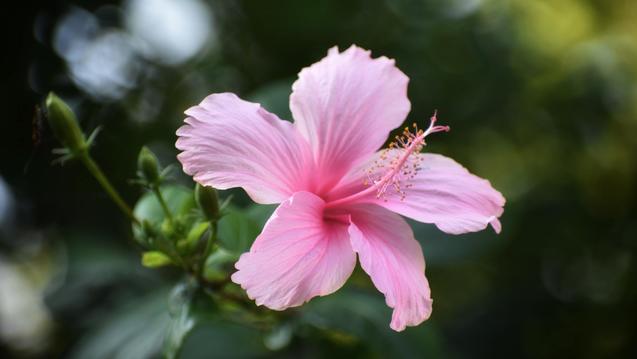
[1,0,636,358]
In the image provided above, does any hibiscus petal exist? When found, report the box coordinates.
[231,192,356,310]
[332,151,505,235]
[290,45,411,192]
[346,204,432,332]
[176,93,313,204]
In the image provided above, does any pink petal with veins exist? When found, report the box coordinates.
[290,45,411,194]
[176,93,313,204]
[231,192,356,309]
[346,204,432,331]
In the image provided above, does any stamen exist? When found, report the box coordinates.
[325,111,449,208]
[367,110,449,200]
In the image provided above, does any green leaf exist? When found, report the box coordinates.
[132,185,196,243]
[217,204,275,254]
[141,251,172,268]
[134,185,196,223]
[163,281,218,359]
[246,203,276,227]
[164,282,197,359]
[68,288,170,359]
[217,210,260,254]
[203,248,238,282]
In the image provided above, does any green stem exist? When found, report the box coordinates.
[152,185,174,223]
[197,222,217,278]
[79,153,140,225]
[205,222,217,258]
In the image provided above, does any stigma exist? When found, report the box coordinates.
[364,111,449,201]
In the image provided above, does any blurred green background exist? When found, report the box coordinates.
[2,0,637,358]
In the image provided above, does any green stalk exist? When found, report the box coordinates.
[152,186,174,223]
[197,222,217,280]
[79,153,140,225]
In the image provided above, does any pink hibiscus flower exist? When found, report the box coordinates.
[176,45,505,331]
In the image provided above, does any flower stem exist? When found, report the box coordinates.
[78,153,140,225]
[197,222,217,279]
[152,186,174,223]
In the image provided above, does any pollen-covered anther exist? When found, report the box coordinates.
[364,111,449,201]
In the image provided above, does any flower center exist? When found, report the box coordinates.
[325,111,449,208]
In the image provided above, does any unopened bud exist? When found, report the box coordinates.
[45,92,87,153]
[137,146,161,183]
[160,218,174,237]
[178,221,210,253]
[195,184,220,222]
[141,251,172,268]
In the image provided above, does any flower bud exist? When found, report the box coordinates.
[178,221,210,253]
[137,146,161,183]
[160,217,174,237]
[45,92,87,153]
[141,251,172,268]
[195,184,220,222]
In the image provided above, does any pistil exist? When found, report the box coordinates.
[325,111,448,208]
